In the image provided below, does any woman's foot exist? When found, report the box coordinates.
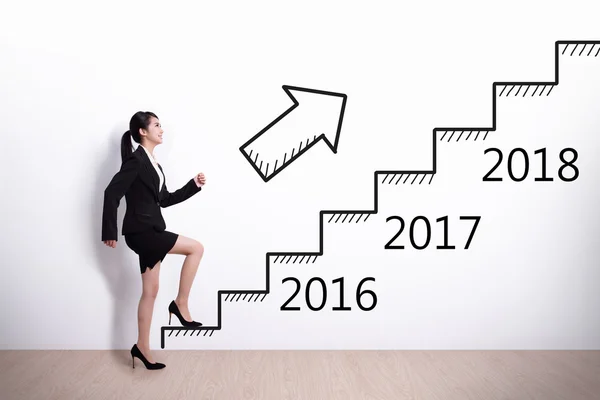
[136,343,155,363]
[131,344,165,370]
[168,300,203,327]
[174,299,193,322]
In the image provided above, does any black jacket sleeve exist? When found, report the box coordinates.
[159,178,202,208]
[101,156,140,241]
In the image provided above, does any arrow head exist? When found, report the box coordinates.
[282,86,347,153]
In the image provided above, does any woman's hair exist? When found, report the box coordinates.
[120,111,158,162]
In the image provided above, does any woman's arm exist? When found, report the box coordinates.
[159,177,202,208]
[101,156,140,241]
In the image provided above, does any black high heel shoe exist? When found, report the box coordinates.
[168,300,203,327]
[130,344,165,370]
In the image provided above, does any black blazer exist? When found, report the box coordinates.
[101,145,202,241]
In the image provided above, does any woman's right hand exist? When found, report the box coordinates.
[104,240,117,248]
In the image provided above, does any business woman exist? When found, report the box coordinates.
[102,111,206,370]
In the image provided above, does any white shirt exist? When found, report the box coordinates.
[139,144,164,191]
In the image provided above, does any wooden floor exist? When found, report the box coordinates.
[1,350,599,400]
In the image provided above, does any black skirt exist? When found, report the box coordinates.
[124,228,179,274]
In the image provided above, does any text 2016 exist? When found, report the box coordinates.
[281,277,377,311]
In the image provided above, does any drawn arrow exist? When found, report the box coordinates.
[240,85,348,182]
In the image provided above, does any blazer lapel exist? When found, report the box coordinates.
[157,163,166,199]
[136,145,160,199]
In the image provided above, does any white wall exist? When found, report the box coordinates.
[1,0,599,350]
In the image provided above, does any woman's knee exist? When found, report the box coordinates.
[169,235,204,256]
[193,240,204,256]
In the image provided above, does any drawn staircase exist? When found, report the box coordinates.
[161,40,599,348]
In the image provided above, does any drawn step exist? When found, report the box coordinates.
[272,254,323,264]
[380,172,436,185]
[562,43,600,57]
[439,130,492,142]
[498,84,556,97]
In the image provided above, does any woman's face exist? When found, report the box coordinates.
[141,116,163,145]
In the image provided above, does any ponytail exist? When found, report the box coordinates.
[120,111,158,162]
[120,130,133,163]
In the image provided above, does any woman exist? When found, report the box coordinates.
[101,111,206,370]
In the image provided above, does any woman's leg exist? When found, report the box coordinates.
[137,260,161,363]
[168,235,204,321]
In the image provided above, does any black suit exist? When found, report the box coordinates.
[101,145,202,241]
